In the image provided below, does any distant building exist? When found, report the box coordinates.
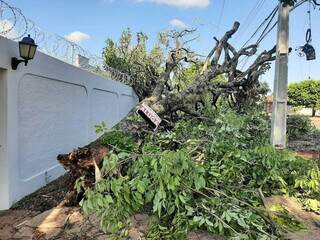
[265,96,273,114]
[265,96,319,116]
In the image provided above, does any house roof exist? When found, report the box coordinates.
[266,96,273,103]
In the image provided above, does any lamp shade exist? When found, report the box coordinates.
[19,35,37,60]
[303,43,316,61]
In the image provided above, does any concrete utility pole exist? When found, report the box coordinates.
[271,2,290,149]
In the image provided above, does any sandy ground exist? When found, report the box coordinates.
[0,207,223,240]
[1,194,320,239]
[311,117,320,129]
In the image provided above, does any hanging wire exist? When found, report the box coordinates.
[240,0,315,70]
[241,5,278,48]
[306,0,312,43]
[238,5,278,70]
[256,6,279,45]
[307,0,312,78]
[234,0,266,43]
[216,0,226,34]
[0,0,131,85]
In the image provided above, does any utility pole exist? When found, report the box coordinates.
[271,1,290,149]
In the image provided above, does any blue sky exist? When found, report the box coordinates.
[6,0,320,89]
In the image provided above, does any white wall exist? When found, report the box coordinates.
[0,36,138,210]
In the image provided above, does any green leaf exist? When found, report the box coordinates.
[104,195,114,204]
[136,180,146,194]
[97,197,104,207]
[179,195,186,204]
[225,212,231,223]
[192,216,201,223]
[237,218,248,228]
[185,205,194,216]
[118,152,130,159]
[194,176,206,190]
[205,218,214,227]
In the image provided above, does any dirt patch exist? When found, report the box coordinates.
[295,150,320,160]
[0,210,38,240]
[11,174,73,212]
[0,208,223,240]
[0,207,107,240]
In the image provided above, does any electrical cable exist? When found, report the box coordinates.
[234,0,266,43]
[241,5,278,48]
[239,5,278,70]
[306,0,312,43]
[307,0,312,79]
[217,0,226,34]
[256,6,279,45]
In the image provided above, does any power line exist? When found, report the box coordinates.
[216,0,226,34]
[256,6,279,45]
[253,1,310,46]
[238,5,278,70]
[241,5,278,48]
[234,0,266,43]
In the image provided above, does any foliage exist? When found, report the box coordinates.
[294,165,320,213]
[268,204,306,232]
[76,109,320,239]
[103,29,165,100]
[95,122,108,135]
[301,198,320,214]
[171,63,203,92]
[100,130,137,152]
[101,21,275,119]
[287,115,314,140]
[288,80,320,116]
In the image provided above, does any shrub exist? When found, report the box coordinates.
[287,115,314,140]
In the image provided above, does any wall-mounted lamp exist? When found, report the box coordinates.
[11,34,37,70]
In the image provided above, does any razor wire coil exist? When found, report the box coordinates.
[0,0,131,85]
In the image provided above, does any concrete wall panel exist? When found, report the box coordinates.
[0,36,138,209]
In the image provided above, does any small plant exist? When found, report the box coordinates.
[100,130,136,152]
[95,122,108,134]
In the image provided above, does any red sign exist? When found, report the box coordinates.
[137,102,162,130]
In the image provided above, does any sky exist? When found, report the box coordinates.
[4,0,320,90]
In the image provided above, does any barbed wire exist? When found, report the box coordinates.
[0,0,131,85]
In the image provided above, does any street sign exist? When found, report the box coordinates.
[137,102,162,130]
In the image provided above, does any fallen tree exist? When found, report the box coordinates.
[58,21,275,187]
[56,21,320,239]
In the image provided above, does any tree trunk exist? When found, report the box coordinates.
[312,108,316,117]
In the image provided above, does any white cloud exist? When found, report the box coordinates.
[138,0,210,8]
[0,20,18,39]
[65,31,90,44]
[170,19,187,29]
